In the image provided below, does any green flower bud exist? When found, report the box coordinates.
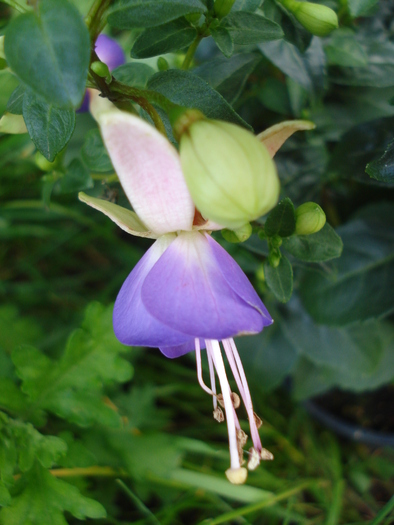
[214,0,236,18]
[91,60,111,82]
[180,119,280,230]
[268,248,281,268]
[157,57,169,71]
[295,202,326,235]
[270,234,283,248]
[221,222,252,243]
[284,0,338,36]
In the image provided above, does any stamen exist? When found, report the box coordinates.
[247,447,261,471]
[260,448,274,461]
[225,338,264,454]
[213,407,224,422]
[195,338,215,396]
[207,348,217,410]
[206,340,243,476]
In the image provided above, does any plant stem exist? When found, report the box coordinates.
[86,0,112,42]
[181,34,203,70]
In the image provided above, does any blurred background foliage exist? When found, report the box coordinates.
[0,0,394,523]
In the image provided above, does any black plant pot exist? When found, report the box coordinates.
[304,386,394,448]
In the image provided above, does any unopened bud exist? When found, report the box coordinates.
[157,57,169,71]
[91,60,111,81]
[221,223,252,243]
[284,0,338,36]
[268,248,281,268]
[179,119,280,229]
[0,113,27,134]
[225,466,248,484]
[270,234,282,248]
[295,202,326,235]
[214,0,236,18]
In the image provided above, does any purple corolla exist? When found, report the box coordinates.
[80,109,312,483]
[78,35,125,112]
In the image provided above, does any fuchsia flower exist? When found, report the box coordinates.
[80,109,314,484]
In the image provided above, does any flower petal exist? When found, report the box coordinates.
[206,234,273,326]
[79,192,158,239]
[257,120,315,158]
[113,235,193,347]
[98,111,195,235]
[95,34,125,71]
[160,338,205,359]
[141,232,266,340]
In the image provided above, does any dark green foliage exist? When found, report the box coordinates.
[1,0,394,522]
[4,0,90,109]
[108,0,207,29]
[131,18,197,58]
[22,90,75,161]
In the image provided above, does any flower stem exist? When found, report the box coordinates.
[86,0,112,42]
[181,34,203,70]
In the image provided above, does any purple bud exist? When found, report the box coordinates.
[95,34,125,72]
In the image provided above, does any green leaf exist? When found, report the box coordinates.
[211,27,234,58]
[59,158,93,194]
[292,321,394,399]
[264,255,293,302]
[233,0,262,11]
[12,303,133,427]
[194,53,260,105]
[10,421,67,471]
[220,11,283,45]
[22,90,75,162]
[81,128,113,172]
[264,197,296,237]
[300,203,394,325]
[113,63,155,88]
[6,84,25,115]
[366,139,394,183]
[331,39,394,88]
[282,223,343,262]
[107,432,182,480]
[0,462,106,525]
[131,18,197,59]
[0,71,19,117]
[329,117,394,185]
[108,0,207,29]
[0,379,28,415]
[325,29,368,67]
[4,0,90,109]
[148,69,251,128]
[259,37,326,92]
[347,0,379,17]
[193,53,261,104]
[237,322,297,393]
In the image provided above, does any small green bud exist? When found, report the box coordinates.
[214,0,236,18]
[185,12,202,24]
[284,0,338,36]
[221,223,252,243]
[180,119,280,230]
[34,151,57,172]
[91,60,111,81]
[270,234,283,248]
[295,202,326,235]
[157,57,169,71]
[268,248,281,268]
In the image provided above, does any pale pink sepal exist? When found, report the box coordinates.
[194,219,224,232]
[98,112,195,235]
[88,89,121,122]
[257,120,315,158]
[78,192,158,239]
